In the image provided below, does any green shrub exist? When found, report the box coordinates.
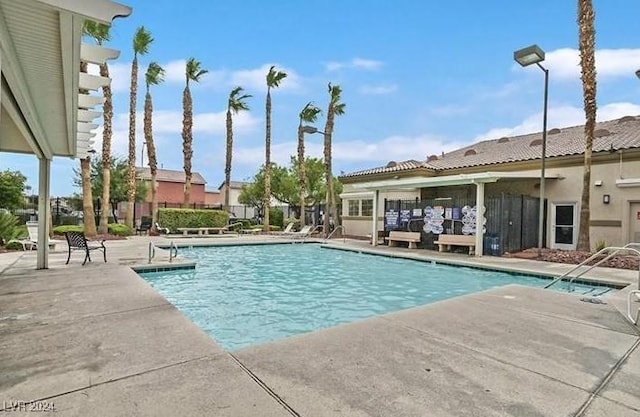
[108,223,132,236]
[52,225,83,235]
[0,212,24,246]
[158,208,227,232]
[594,239,607,252]
[270,206,284,228]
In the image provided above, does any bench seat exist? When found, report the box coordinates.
[384,231,421,249]
[433,234,476,255]
[176,227,225,236]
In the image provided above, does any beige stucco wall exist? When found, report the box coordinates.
[341,154,640,248]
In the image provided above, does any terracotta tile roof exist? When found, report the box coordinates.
[342,116,640,178]
[137,167,206,185]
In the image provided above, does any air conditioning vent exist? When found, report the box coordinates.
[497,137,510,143]
[386,161,397,168]
[464,149,477,156]
[530,139,543,147]
[548,128,561,135]
[594,129,611,138]
[426,155,438,162]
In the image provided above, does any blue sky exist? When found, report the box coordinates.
[3,0,640,196]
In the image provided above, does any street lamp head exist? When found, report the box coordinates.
[635,68,640,79]
[302,125,321,134]
[514,44,546,67]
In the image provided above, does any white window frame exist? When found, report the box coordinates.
[550,202,578,250]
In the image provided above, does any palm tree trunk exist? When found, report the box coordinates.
[99,62,112,234]
[80,157,97,237]
[144,89,159,230]
[577,0,597,251]
[182,85,193,207]
[125,55,139,228]
[225,108,233,211]
[323,110,335,238]
[263,89,272,231]
[297,124,306,227]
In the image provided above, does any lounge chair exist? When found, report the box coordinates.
[275,222,295,235]
[63,231,107,266]
[285,225,313,239]
[155,222,170,234]
[9,221,59,250]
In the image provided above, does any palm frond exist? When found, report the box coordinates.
[82,21,110,45]
[185,58,208,83]
[133,26,154,56]
[145,62,165,87]
[266,65,288,88]
[228,86,252,113]
[300,102,322,123]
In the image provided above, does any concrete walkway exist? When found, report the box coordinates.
[1,236,639,416]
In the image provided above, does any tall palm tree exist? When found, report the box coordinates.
[225,87,252,211]
[297,102,322,226]
[144,62,165,231]
[322,83,346,237]
[577,0,597,251]
[182,58,208,206]
[125,26,153,229]
[263,66,287,231]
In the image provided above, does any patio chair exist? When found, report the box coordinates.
[274,222,295,235]
[155,222,170,234]
[286,225,313,239]
[63,231,107,266]
[136,217,152,235]
[9,221,60,250]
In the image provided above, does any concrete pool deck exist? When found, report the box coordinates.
[1,235,639,416]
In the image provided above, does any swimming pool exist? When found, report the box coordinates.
[140,244,613,350]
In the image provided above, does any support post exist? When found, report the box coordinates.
[37,158,51,269]
[475,182,485,257]
[371,189,379,246]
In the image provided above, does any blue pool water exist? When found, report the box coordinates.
[140,244,613,350]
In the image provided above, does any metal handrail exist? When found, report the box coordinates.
[227,221,244,231]
[148,241,156,264]
[545,243,640,290]
[323,225,345,243]
[299,224,324,243]
[627,290,640,325]
[169,241,178,263]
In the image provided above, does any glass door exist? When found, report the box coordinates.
[551,203,577,250]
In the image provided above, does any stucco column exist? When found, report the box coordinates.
[371,189,379,246]
[37,157,51,269]
[475,181,485,257]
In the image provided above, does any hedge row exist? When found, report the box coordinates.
[52,224,132,236]
[158,208,228,231]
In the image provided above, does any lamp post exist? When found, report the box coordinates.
[636,69,640,79]
[140,141,146,168]
[301,125,329,234]
[514,44,549,258]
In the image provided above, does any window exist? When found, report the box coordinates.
[361,199,373,216]
[348,200,360,216]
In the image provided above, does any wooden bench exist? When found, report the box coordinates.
[433,234,476,255]
[176,227,225,236]
[385,231,421,249]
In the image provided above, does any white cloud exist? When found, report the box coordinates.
[474,101,640,141]
[520,48,640,81]
[162,59,187,83]
[360,84,398,95]
[325,57,384,72]
[428,104,470,117]
[232,134,463,167]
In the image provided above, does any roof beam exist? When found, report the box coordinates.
[78,93,105,109]
[77,122,99,132]
[80,43,120,64]
[78,109,102,122]
[79,72,111,91]
[35,0,132,25]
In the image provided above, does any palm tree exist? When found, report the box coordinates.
[297,102,322,226]
[78,59,97,238]
[182,58,208,206]
[125,26,153,229]
[322,83,346,237]
[263,66,287,231]
[577,0,597,251]
[225,87,252,211]
[144,62,165,231]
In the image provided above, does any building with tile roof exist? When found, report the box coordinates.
[340,115,640,253]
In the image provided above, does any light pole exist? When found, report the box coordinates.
[302,125,329,234]
[514,44,549,258]
[140,141,146,168]
[636,69,640,79]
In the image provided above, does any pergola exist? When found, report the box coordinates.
[0,0,131,268]
[351,171,561,256]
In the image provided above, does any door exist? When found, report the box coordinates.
[551,203,577,250]
[630,203,640,243]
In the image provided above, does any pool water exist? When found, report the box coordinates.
[140,244,612,350]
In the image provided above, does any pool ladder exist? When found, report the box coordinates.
[169,241,178,262]
[148,241,156,264]
[323,225,346,243]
